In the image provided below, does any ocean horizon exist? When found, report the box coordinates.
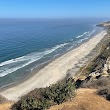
[0,18,104,87]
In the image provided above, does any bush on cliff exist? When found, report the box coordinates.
[11,78,75,110]
[97,87,110,101]
[81,77,110,89]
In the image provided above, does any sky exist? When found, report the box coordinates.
[0,0,110,18]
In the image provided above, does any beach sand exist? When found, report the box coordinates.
[0,30,107,101]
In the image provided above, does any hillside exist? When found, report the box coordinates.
[52,22,110,110]
[48,88,110,110]
[48,22,110,110]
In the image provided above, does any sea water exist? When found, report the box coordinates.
[0,18,105,87]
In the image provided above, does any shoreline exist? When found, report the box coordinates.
[0,28,100,88]
[0,30,107,101]
[0,30,99,89]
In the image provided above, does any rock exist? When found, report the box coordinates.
[75,79,84,88]
[89,72,100,78]
[107,69,110,73]
[96,75,102,79]
[85,76,92,82]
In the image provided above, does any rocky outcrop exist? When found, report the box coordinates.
[74,56,110,88]
[103,56,110,74]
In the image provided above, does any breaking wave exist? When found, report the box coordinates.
[0,43,68,77]
[76,29,96,39]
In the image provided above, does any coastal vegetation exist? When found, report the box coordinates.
[12,78,75,110]
[81,76,110,89]
[76,23,110,102]
[97,86,110,101]
[80,32,110,75]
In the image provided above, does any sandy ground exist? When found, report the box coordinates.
[0,102,13,110]
[0,31,107,101]
[48,88,110,110]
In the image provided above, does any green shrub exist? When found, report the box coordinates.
[83,39,110,75]
[12,78,75,110]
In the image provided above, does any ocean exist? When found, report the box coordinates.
[0,18,104,87]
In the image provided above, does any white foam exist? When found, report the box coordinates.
[76,28,96,39]
[88,29,96,36]
[76,31,89,38]
[0,43,68,77]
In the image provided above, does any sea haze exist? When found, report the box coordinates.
[0,18,103,87]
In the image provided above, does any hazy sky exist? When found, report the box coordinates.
[0,0,110,18]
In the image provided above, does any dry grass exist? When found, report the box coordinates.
[48,88,110,110]
[0,95,13,110]
[0,102,13,110]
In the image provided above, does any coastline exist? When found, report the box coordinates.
[0,29,100,89]
[0,30,107,101]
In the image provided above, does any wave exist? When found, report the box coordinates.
[76,29,96,39]
[78,37,89,43]
[0,42,68,77]
[88,29,96,36]
[76,31,89,38]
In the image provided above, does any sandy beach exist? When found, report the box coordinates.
[0,30,107,101]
